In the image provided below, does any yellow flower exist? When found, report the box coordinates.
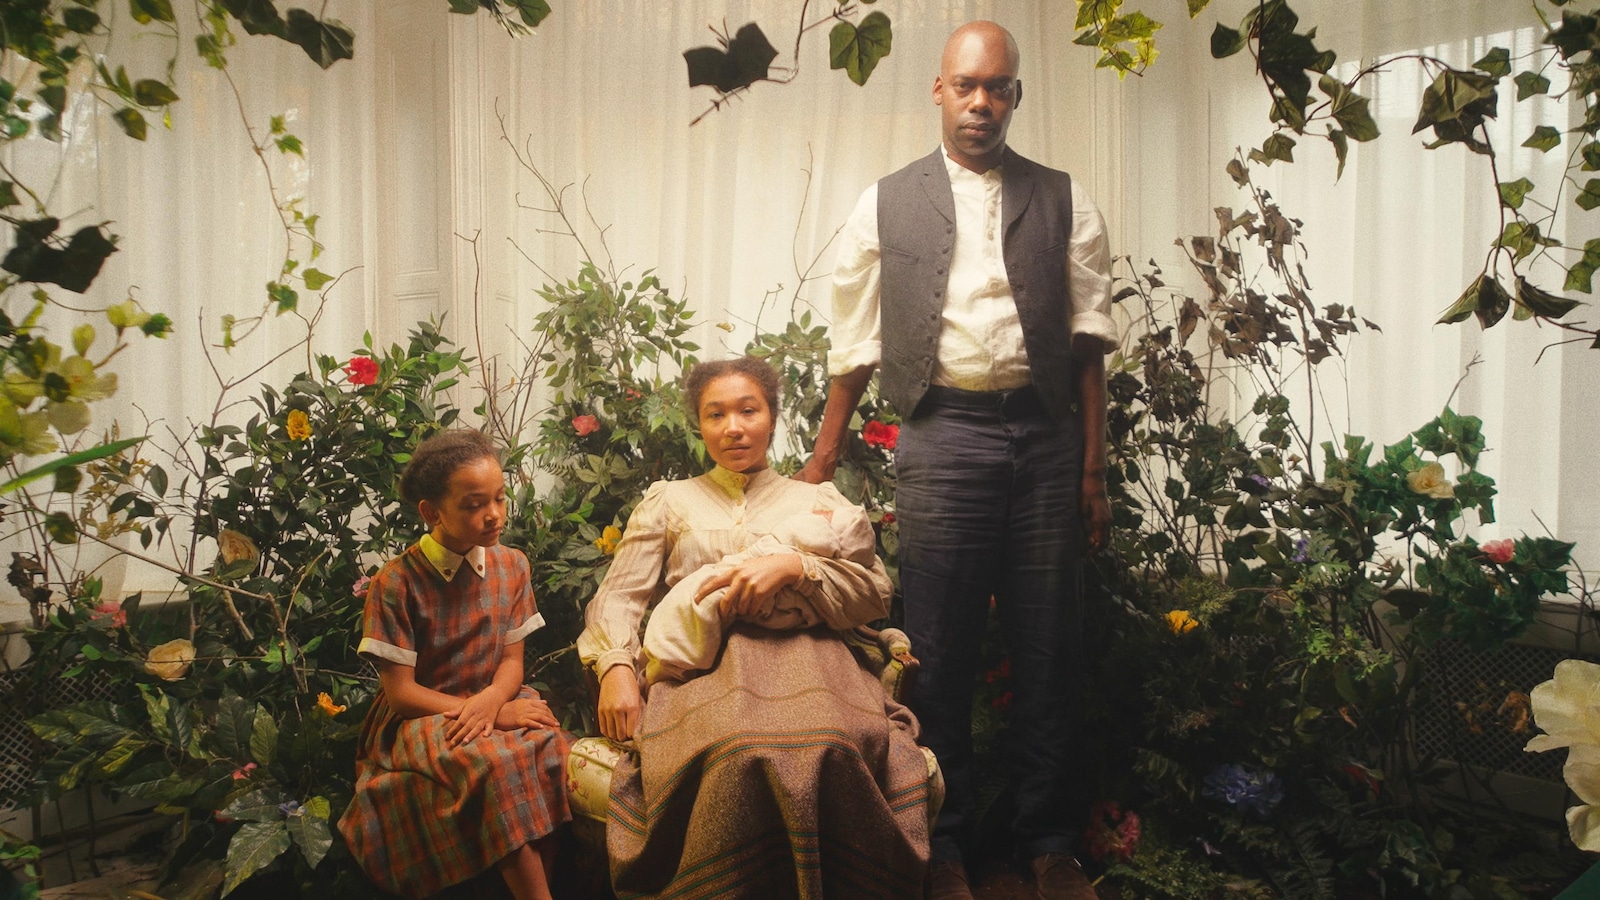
[1166,609,1199,634]
[316,691,347,717]
[594,525,622,555]
[1406,461,1454,500]
[217,528,260,567]
[1527,659,1600,851]
[286,409,312,441]
[144,638,196,681]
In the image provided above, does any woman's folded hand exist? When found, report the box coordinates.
[694,553,804,618]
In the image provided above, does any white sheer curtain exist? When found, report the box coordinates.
[3,0,1591,619]
[1120,0,1598,575]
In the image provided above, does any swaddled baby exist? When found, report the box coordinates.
[642,506,878,684]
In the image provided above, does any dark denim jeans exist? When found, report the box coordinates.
[895,385,1087,863]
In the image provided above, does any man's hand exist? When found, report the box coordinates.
[792,456,835,485]
[495,696,560,732]
[597,665,643,743]
[1081,473,1111,555]
[695,553,805,618]
[442,690,502,747]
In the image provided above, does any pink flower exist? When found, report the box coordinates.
[352,574,372,597]
[91,601,127,628]
[572,414,600,437]
[862,420,899,451]
[231,762,257,781]
[1482,538,1515,565]
[344,356,378,386]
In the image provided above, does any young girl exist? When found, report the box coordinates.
[338,429,570,900]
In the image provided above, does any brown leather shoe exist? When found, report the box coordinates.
[927,859,975,900]
[1031,854,1099,900]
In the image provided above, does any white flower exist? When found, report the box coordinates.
[1406,461,1455,500]
[144,638,196,681]
[1526,659,1600,851]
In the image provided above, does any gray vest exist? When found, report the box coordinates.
[876,146,1078,421]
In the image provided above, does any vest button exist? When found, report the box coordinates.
[936,267,945,275]
[929,313,938,321]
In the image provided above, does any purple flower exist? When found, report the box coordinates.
[278,800,303,818]
[1202,763,1283,818]
[1291,538,1311,563]
[1249,474,1270,488]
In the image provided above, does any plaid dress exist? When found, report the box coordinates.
[339,542,571,898]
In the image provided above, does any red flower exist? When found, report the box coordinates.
[91,600,127,628]
[1084,801,1142,862]
[880,512,895,526]
[1481,538,1514,565]
[862,420,899,451]
[344,356,378,386]
[991,691,1013,711]
[572,414,600,437]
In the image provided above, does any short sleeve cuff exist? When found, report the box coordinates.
[504,612,546,644]
[358,637,417,667]
[1072,312,1118,354]
[827,340,881,376]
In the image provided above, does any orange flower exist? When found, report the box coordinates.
[594,525,622,554]
[286,409,312,441]
[572,414,600,437]
[316,691,347,717]
[1166,609,1199,634]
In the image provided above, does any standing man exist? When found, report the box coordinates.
[794,20,1114,900]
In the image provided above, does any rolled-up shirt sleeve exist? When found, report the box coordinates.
[1068,179,1116,353]
[577,481,670,678]
[790,484,892,631]
[826,184,884,375]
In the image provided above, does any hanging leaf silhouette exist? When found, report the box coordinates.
[684,23,779,94]
[286,9,354,69]
[2,219,118,294]
[830,12,892,86]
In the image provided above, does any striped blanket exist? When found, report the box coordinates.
[606,626,931,898]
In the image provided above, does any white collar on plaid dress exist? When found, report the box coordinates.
[419,533,487,581]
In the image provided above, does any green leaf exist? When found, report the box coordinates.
[141,686,174,744]
[113,107,147,141]
[1522,125,1561,152]
[301,268,333,291]
[446,0,476,11]
[1578,178,1600,211]
[0,181,17,208]
[1319,74,1379,142]
[220,788,282,824]
[1498,177,1536,209]
[267,281,298,312]
[286,798,333,869]
[685,23,779,93]
[1514,70,1551,100]
[284,10,355,70]
[130,0,176,24]
[214,694,257,759]
[249,707,277,766]
[503,0,551,28]
[829,12,893,87]
[45,512,78,544]
[223,822,291,896]
[274,135,303,156]
[133,80,179,107]
[1413,67,1500,154]
[1472,47,1510,78]
[1186,0,1212,16]
[64,6,101,33]
[219,0,287,38]
[1249,132,1297,165]
[1211,23,1246,58]
[1517,277,1583,319]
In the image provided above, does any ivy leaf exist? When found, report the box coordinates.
[1,220,118,293]
[267,281,298,312]
[1413,67,1500,154]
[223,822,291,896]
[503,0,551,28]
[1472,47,1511,79]
[1187,0,1212,16]
[1517,277,1583,319]
[63,7,101,33]
[1514,70,1551,100]
[1438,273,1505,326]
[1577,178,1600,211]
[829,12,893,87]
[1497,177,1535,209]
[684,23,779,93]
[1318,74,1379,142]
[1211,23,1246,58]
[113,107,147,141]
[284,10,354,70]
[0,181,16,208]
[1564,238,1600,293]
[219,0,287,38]
[1544,10,1600,61]
[1327,127,1349,180]
[1248,132,1297,165]
[446,0,477,11]
[130,0,177,25]
[1583,140,1600,171]
[133,80,179,107]
[275,134,303,156]
[302,268,333,291]
[1522,125,1561,152]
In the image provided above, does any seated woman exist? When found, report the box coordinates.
[577,356,931,898]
